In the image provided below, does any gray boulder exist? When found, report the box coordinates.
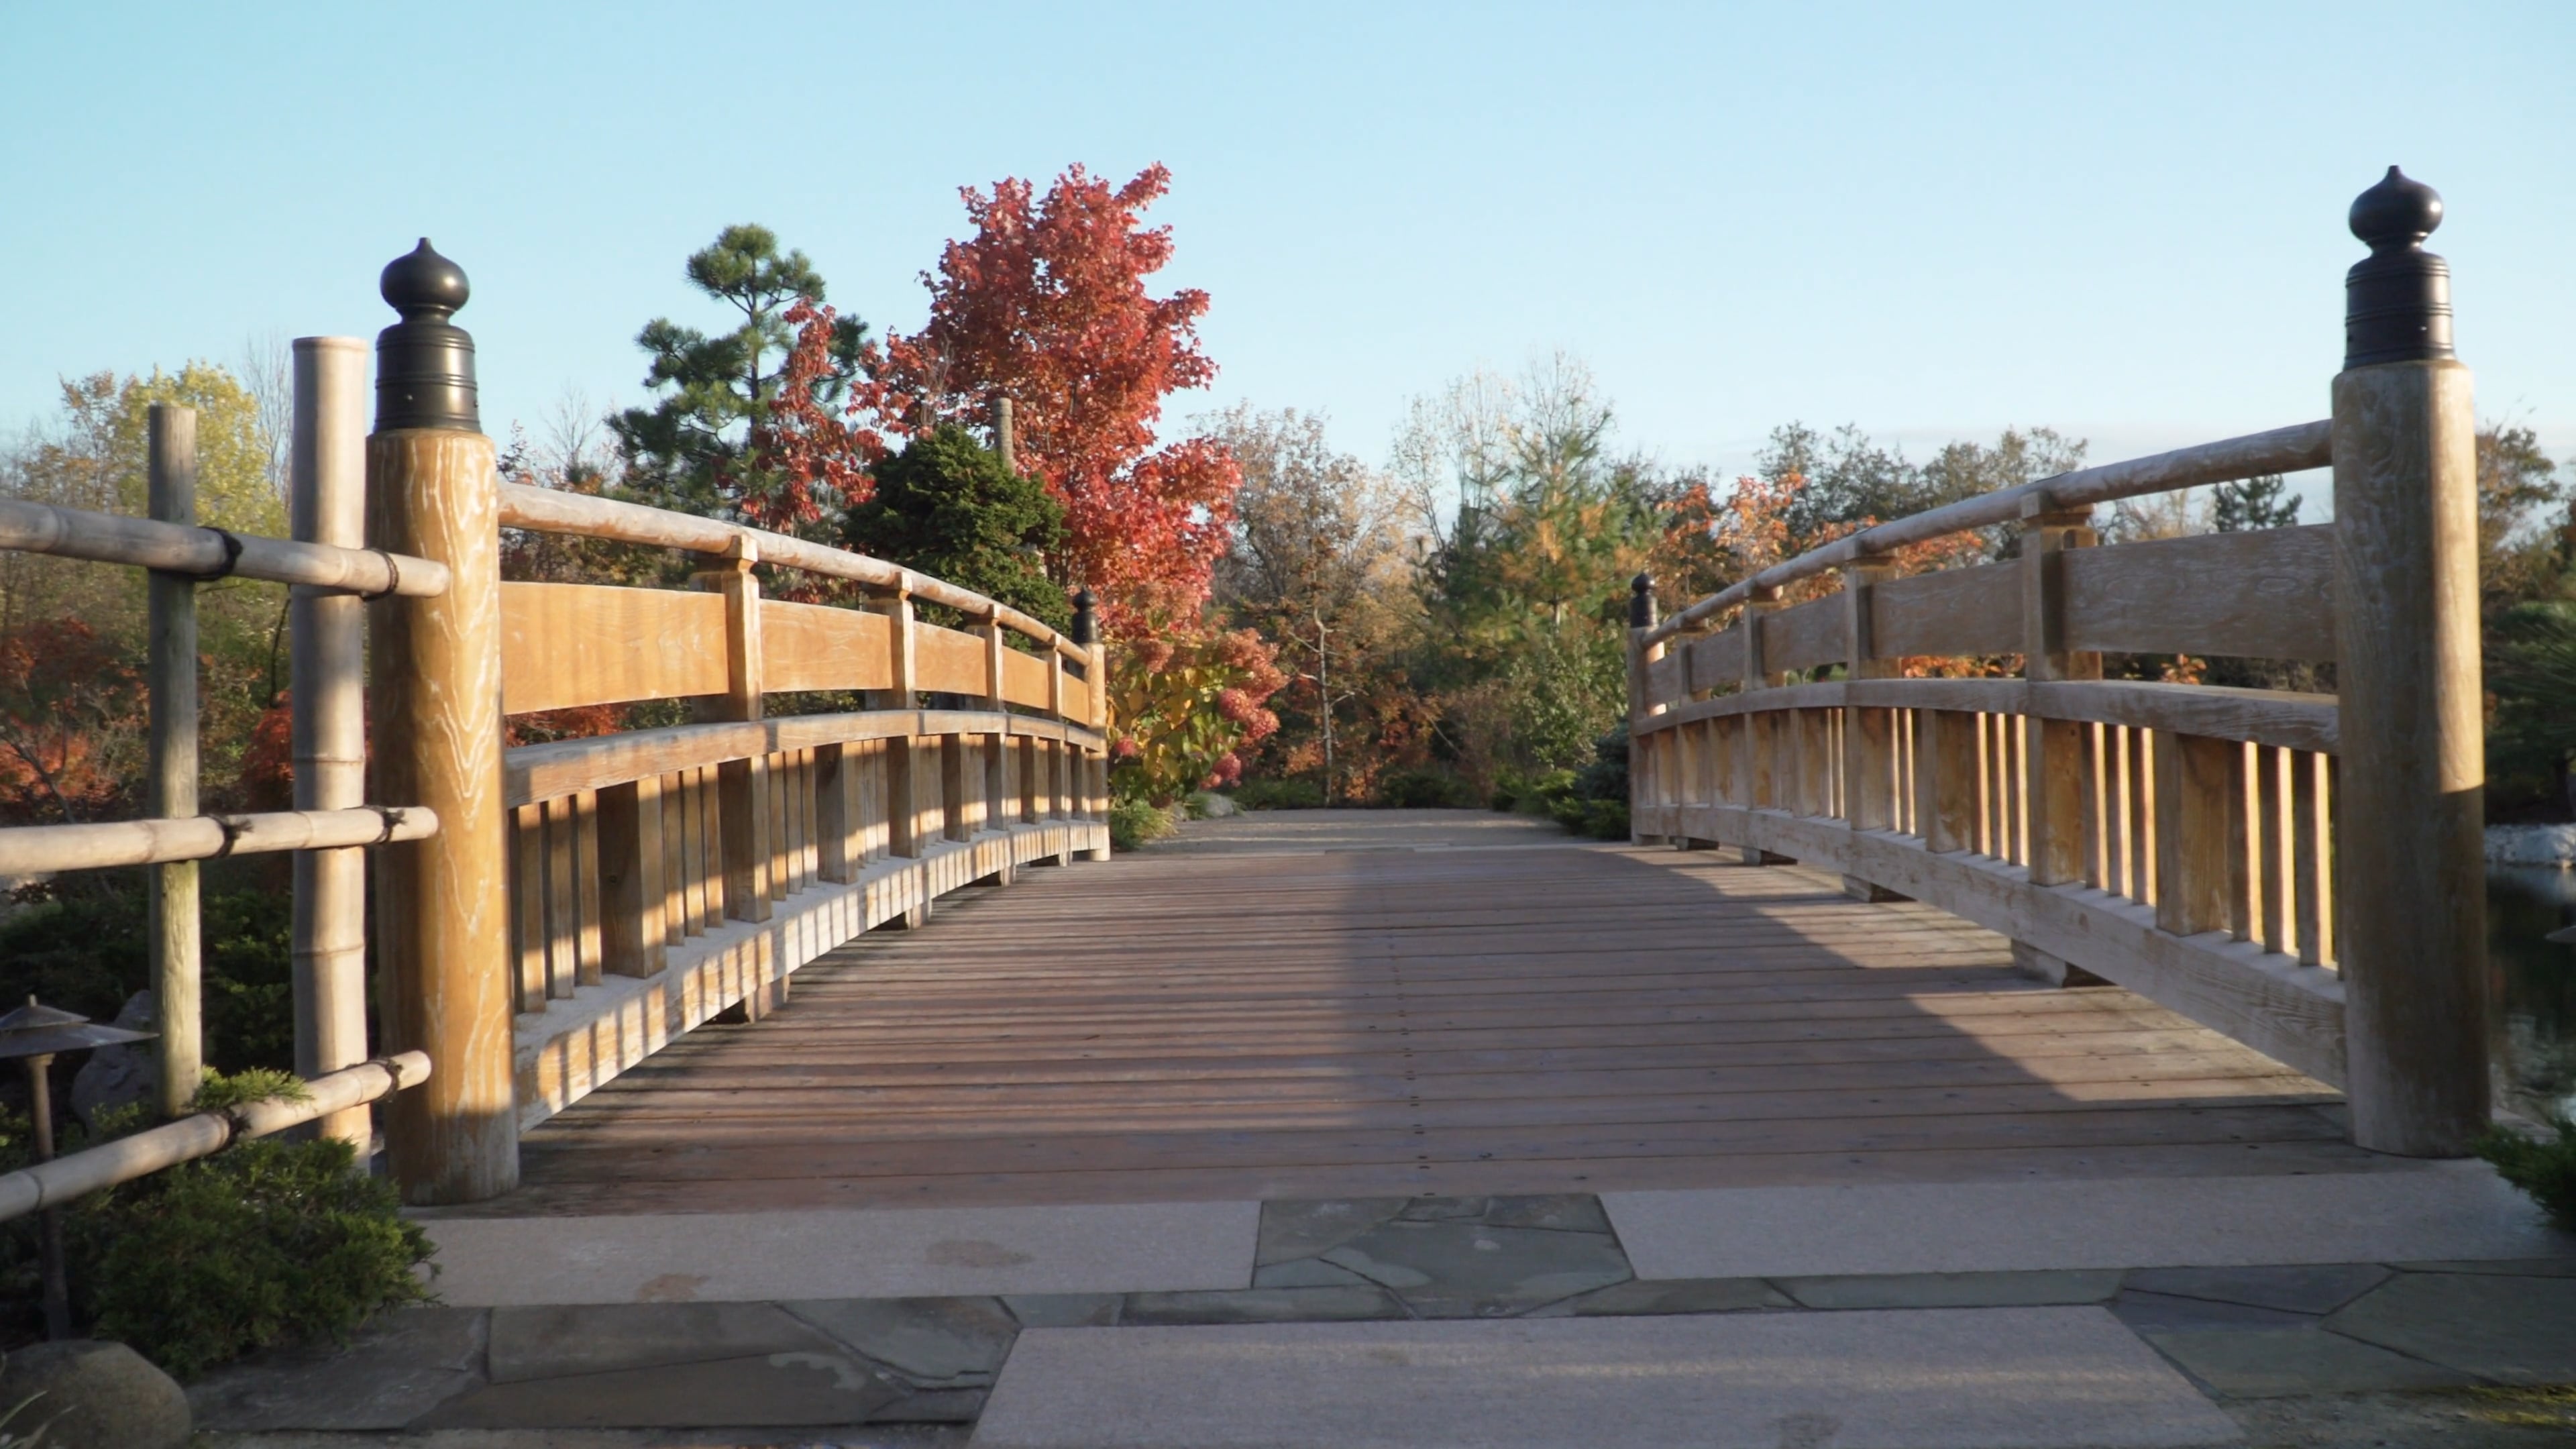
[0,1340,190,1449]
[70,991,156,1129]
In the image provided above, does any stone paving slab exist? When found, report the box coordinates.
[2324,1271,2576,1384]
[967,1308,2243,1448]
[419,1200,1260,1304]
[187,1307,489,1431]
[421,1352,900,1429]
[1605,1165,2571,1279]
[2139,1327,2482,1399]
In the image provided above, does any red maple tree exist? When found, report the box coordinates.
[881,164,1240,629]
[755,299,890,537]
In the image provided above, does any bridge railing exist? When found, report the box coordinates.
[488,486,1112,1134]
[1628,168,2487,1158]
[347,239,1112,1202]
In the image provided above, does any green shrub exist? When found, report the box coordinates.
[78,1133,434,1379]
[1108,797,1177,852]
[1378,769,1477,809]
[1492,767,1574,814]
[2475,1117,2576,1230]
[0,1071,433,1379]
[0,879,298,1073]
[1231,777,1324,811]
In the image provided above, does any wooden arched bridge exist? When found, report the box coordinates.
[0,171,2518,1362]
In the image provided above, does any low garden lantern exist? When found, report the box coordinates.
[0,996,155,1340]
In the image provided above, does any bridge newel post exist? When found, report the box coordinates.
[2329,167,2489,1156]
[1073,588,1111,861]
[1626,573,1663,844]
[366,240,518,1203]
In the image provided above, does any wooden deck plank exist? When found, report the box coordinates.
[501,837,2351,1216]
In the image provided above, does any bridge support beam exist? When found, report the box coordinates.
[2330,169,2489,1157]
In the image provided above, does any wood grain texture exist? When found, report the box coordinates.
[499,582,727,714]
[480,837,2350,1216]
[914,621,988,697]
[368,428,519,1203]
[1870,562,2021,661]
[2330,360,2489,1155]
[2061,526,2337,663]
[1763,593,1845,677]
[760,601,894,694]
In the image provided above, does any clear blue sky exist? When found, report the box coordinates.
[5,1,2569,492]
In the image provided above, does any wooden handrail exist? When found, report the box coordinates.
[1645,420,2332,645]
[0,806,439,874]
[0,495,449,598]
[0,1054,430,1224]
[497,483,1085,661]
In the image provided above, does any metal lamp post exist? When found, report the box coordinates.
[0,997,155,1339]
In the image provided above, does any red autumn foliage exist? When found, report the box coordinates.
[0,617,145,824]
[881,164,1240,629]
[239,692,297,811]
[755,299,890,539]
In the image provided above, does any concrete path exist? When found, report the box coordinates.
[969,1309,2243,1448]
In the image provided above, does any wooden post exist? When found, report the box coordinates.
[1625,574,1661,843]
[1074,588,1111,861]
[147,405,202,1120]
[367,240,517,1203]
[289,339,374,1148]
[2153,733,2237,936]
[596,777,665,977]
[695,535,771,924]
[2020,504,2100,890]
[2330,168,2488,1155]
[1840,563,1894,833]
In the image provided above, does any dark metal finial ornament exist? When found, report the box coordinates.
[2344,167,2454,370]
[1629,572,1657,630]
[376,239,481,433]
[1070,589,1098,647]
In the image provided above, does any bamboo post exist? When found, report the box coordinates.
[366,241,517,1203]
[146,405,202,1120]
[289,337,373,1149]
[2330,168,2489,1155]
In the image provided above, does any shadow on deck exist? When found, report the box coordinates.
[472,808,2372,1218]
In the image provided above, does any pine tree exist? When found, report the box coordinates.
[845,425,1071,635]
[612,225,871,523]
[2212,474,2302,532]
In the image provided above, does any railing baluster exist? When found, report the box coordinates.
[511,804,546,1012]
[544,794,578,999]
[572,790,604,987]
[598,777,665,978]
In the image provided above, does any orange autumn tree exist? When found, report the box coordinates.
[881,164,1279,799]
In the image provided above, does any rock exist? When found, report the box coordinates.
[70,991,156,1128]
[1195,792,1240,818]
[0,1340,190,1449]
[2486,823,2576,866]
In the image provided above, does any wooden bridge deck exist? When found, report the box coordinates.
[493,814,2373,1217]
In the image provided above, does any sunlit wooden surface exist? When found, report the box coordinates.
[488,822,2367,1217]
